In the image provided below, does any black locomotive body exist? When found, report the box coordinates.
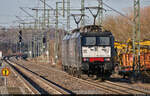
[62,25,116,78]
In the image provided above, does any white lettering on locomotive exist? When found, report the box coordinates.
[82,46,111,57]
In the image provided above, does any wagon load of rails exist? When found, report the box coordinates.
[62,25,116,80]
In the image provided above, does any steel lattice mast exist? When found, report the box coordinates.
[132,0,141,74]
[98,0,103,26]
[67,0,70,33]
[81,0,85,26]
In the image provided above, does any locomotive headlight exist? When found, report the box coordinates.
[104,58,110,61]
[83,58,89,62]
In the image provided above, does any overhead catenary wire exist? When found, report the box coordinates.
[102,2,134,25]
[20,7,37,20]
[39,0,62,16]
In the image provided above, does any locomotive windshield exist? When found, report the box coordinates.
[82,37,110,46]
[97,37,110,45]
[82,37,96,45]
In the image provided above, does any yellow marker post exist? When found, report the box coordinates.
[1,68,10,86]
[1,68,10,76]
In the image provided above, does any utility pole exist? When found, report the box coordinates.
[28,32,32,58]
[132,0,141,75]
[31,33,34,57]
[34,35,37,57]
[32,9,39,30]
[37,33,41,56]
[46,31,50,63]
[32,8,52,28]
[47,9,50,27]
[19,7,38,58]
[40,0,46,61]
[39,17,42,29]
[39,33,42,56]
[98,0,103,26]
[33,34,35,58]
[32,9,39,58]
[43,0,46,29]
[67,0,70,33]
[34,34,37,58]
[54,1,72,64]
[36,34,38,57]
[81,0,85,26]
[62,0,65,17]
[37,35,40,57]
[35,34,37,57]
[54,2,59,64]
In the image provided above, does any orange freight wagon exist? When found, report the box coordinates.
[121,52,150,71]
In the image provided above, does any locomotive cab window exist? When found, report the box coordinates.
[97,37,110,45]
[82,37,96,46]
[82,37,110,46]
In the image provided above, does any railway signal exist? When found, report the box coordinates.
[43,36,46,44]
[19,30,23,53]
[19,30,22,43]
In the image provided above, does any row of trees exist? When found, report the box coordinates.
[103,6,150,42]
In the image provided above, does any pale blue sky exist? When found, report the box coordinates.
[0,0,149,28]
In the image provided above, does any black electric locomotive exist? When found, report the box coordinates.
[62,25,116,78]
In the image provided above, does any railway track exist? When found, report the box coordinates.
[3,61,40,94]
[88,80,150,94]
[5,59,72,94]
[11,58,150,94]
[105,81,150,94]
[69,73,150,94]
[31,61,150,94]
